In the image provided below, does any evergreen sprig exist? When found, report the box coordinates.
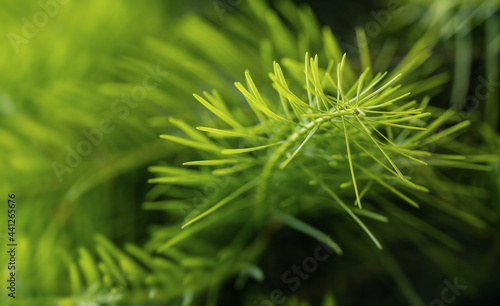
[152,51,483,255]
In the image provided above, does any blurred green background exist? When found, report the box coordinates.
[1,0,499,305]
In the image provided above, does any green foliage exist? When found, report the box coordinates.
[1,0,499,305]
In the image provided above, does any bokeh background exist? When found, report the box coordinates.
[1,0,499,305]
